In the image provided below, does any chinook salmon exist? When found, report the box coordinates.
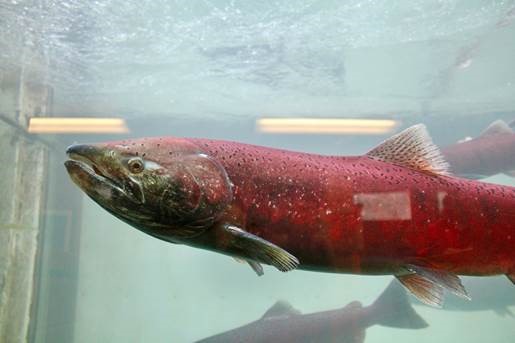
[64,124,515,306]
[442,120,515,179]
[196,279,427,343]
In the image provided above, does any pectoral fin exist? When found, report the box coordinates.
[396,265,470,307]
[223,224,299,274]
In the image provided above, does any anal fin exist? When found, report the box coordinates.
[396,265,470,307]
[397,273,444,307]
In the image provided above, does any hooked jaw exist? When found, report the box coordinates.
[64,144,144,204]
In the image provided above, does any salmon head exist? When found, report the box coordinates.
[64,137,233,241]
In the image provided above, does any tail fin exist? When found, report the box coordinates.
[369,279,428,329]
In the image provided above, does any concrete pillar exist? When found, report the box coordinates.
[0,58,52,342]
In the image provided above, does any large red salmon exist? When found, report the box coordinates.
[64,124,515,306]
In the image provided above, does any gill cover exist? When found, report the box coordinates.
[160,153,233,229]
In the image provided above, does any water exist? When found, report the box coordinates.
[1,1,515,342]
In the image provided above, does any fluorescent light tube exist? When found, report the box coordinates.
[28,117,129,134]
[257,118,398,134]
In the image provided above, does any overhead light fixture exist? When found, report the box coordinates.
[28,117,129,134]
[256,118,398,134]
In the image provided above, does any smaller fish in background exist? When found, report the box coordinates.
[412,276,515,317]
[497,6,515,28]
[441,119,515,179]
[195,280,428,343]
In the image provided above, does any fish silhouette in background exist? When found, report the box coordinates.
[65,124,515,307]
[196,279,427,343]
[412,276,515,317]
[442,119,515,179]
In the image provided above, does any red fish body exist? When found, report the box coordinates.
[188,137,515,277]
[64,124,515,305]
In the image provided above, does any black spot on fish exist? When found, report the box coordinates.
[414,190,426,205]
[480,197,499,223]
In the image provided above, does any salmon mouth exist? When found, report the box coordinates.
[64,144,144,204]
[64,151,126,200]
[66,149,102,177]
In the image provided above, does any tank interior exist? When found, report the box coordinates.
[1,1,515,342]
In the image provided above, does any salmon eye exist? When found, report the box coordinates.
[128,157,144,173]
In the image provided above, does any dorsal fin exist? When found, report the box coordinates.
[342,300,362,311]
[366,124,450,176]
[262,301,301,319]
[480,120,513,136]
